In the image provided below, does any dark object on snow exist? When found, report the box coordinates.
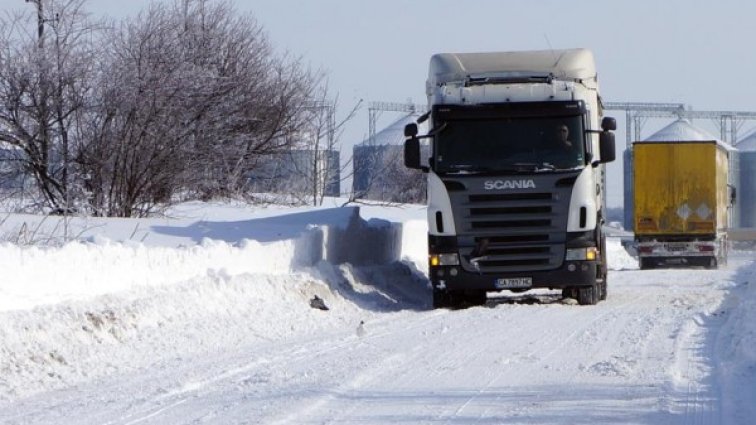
[309,295,329,311]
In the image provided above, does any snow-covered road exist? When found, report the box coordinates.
[2,246,751,424]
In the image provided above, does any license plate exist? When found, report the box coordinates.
[666,243,686,252]
[495,277,532,289]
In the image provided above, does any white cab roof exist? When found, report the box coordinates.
[428,48,597,87]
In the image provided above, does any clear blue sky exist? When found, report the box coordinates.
[3,0,756,206]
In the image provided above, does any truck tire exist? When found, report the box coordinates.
[432,288,450,309]
[465,290,487,306]
[433,289,487,309]
[705,257,718,270]
[598,232,608,301]
[639,258,654,270]
[577,283,599,305]
[432,289,464,309]
[562,287,578,300]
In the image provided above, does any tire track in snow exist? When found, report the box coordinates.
[462,288,651,421]
[674,313,725,425]
[258,310,454,424]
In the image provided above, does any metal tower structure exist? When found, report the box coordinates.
[367,101,427,145]
[303,99,336,148]
[368,99,756,147]
[604,102,756,146]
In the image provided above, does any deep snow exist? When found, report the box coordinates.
[0,199,753,424]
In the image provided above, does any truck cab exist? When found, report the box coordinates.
[404,49,616,307]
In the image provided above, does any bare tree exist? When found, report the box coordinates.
[173,0,320,201]
[375,146,427,204]
[0,0,95,213]
[77,0,319,216]
[270,82,362,206]
[0,0,327,217]
[351,142,427,204]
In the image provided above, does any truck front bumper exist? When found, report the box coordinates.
[429,260,598,292]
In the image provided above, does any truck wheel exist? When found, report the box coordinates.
[577,283,599,306]
[432,289,463,309]
[465,290,487,306]
[432,288,450,309]
[598,233,608,301]
[705,257,718,270]
[639,258,654,270]
[562,287,578,300]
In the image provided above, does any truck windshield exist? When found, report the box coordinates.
[433,115,585,174]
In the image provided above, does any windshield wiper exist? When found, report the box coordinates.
[442,162,566,174]
[427,122,448,137]
[513,162,557,172]
[444,164,494,174]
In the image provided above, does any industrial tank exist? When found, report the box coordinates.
[623,148,633,230]
[736,132,756,227]
[352,113,427,202]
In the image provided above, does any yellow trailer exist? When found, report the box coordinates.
[633,140,731,269]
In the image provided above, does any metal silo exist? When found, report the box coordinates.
[623,147,634,230]
[352,114,427,202]
[736,132,756,227]
[727,145,740,229]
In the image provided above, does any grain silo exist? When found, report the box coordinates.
[735,131,756,227]
[352,113,427,203]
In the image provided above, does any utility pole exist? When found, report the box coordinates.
[25,0,45,48]
[26,0,72,238]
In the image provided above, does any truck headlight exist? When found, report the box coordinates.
[430,253,460,266]
[565,247,598,261]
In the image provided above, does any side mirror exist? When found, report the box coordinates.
[404,137,421,169]
[599,131,616,163]
[601,117,617,131]
[404,123,418,138]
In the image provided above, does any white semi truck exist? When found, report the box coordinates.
[404,48,617,307]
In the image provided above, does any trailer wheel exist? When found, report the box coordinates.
[639,258,654,270]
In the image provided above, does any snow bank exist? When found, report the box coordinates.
[0,203,429,400]
[0,207,409,312]
[0,240,297,312]
[0,261,426,399]
[717,263,756,424]
[606,237,638,270]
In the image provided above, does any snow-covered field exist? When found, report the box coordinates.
[0,200,754,424]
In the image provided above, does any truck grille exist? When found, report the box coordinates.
[445,173,577,273]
